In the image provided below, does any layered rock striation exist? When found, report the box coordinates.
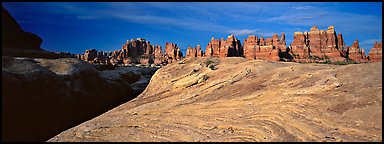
[48,57,382,142]
[368,41,382,62]
[186,45,204,58]
[347,40,367,62]
[77,25,381,65]
[202,25,378,63]
[243,33,287,61]
[205,35,242,58]
[77,39,179,65]
[290,26,347,62]
[164,42,183,63]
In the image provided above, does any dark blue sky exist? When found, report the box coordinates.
[2,2,382,55]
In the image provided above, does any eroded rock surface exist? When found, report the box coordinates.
[2,57,158,142]
[49,58,382,142]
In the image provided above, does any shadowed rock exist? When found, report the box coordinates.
[2,6,74,59]
[2,57,157,142]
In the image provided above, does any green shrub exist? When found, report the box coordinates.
[320,61,358,65]
[203,59,217,70]
[204,59,214,67]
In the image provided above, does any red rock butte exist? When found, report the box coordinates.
[242,33,286,61]
[368,41,382,62]
[77,38,183,65]
[186,45,204,58]
[77,25,381,65]
[205,35,243,58]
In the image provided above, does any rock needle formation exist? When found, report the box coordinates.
[368,41,382,62]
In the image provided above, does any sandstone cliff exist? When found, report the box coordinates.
[205,35,242,58]
[78,40,183,65]
[243,33,287,61]
[290,26,347,62]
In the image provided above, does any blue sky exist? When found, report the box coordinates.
[2,2,382,55]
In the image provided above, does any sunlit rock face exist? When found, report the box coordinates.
[290,25,347,62]
[78,38,175,65]
[186,45,204,58]
[164,42,183,63]
[243,33,286,61]
[48,57,382,142]
[205,35,242,58]
[368,41,382,62]
[348,39,367,62]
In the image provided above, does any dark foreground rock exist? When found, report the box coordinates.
[2,6,76,59]
[2,57,157,141]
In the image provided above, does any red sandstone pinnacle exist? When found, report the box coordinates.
[186,45,204,58]
[205,35,242,58]
[368,41,382,62]
[186,46,195,58]
[281,32,286,46]
[337,33,345,50]
[81,38,176,65]
[79,25,380,65]
[154,44,163,64]
[348,39,367,62]
[196,45,204,57]
[290,25,346,62]
[243,33,285,61]
[165,42,182,63]
[243,35,259,60]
